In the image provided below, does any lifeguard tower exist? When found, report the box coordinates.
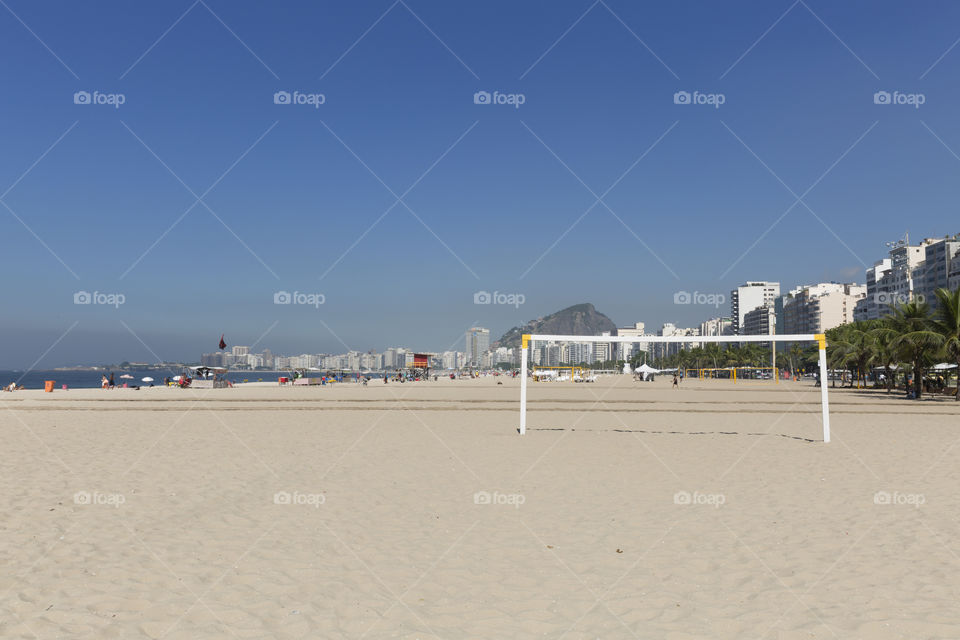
[410,353,431,380]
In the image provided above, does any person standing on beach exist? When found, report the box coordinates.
[108,372,115,389]
[672,373,679,389]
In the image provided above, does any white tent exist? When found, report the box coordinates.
[635,363,660,381]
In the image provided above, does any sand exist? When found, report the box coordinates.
[1,376,959,639]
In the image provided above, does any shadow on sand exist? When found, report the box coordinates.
[518,427,818,443]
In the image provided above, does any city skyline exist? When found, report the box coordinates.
[13,226,956,369]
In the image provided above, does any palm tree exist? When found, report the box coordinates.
[703,343,722,371]
[888,299,941,399]
[783,342,802,378]
[869,326,899,393]
[831,323,875,388]
[825,324,851,387]
[932,287,960,400]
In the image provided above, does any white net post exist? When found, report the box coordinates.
[817,333,830,443]
[519,335,529,435]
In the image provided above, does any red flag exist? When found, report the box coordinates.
[218,334,226,350]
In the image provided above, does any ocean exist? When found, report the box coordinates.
[0,370,382,390]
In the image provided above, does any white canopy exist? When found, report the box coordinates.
[189,365,227,373]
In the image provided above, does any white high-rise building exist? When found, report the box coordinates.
[654,324,700,360]
[493,347,514,365]
[730,281,780,335]
[742,306,775,337]
[591,332,613,363]
[878,239,927,309]
[383,348,399,369]
[441,351,459,369]
[465,327,490,367]
[862,258,892,320]
[700,317,732,337]
[232,345,250,357]
[616,322,651,361]
[781,283,866,334]
[920,235,960,307]
[359,353,377,370]
[861,235,937,319]
[565,342,593,364]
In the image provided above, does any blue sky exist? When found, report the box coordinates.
[2,0,960,367]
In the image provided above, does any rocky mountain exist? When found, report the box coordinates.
[495,303,617,349]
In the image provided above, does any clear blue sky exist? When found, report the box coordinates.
[2,0,960,367]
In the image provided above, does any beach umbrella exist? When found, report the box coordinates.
[141,377,154,382]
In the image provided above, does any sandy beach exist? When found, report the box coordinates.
[2,376,959,639]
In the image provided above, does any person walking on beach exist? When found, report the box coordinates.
[108,372,115,389]
[101,375,109,390]
[672,373,679,389]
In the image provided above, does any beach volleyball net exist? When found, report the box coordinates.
[683,366,778,382]
[519,333,831,442]
[531,366,590,382]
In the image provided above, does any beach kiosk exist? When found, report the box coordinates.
[410,353,431,380]
[188,366,230,389]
